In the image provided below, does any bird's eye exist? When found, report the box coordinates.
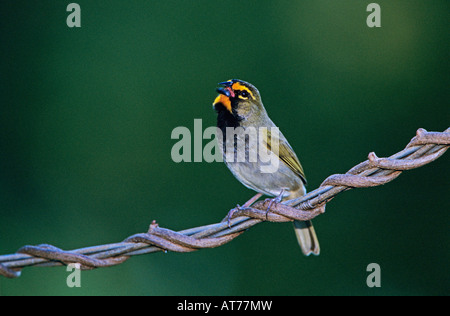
[240,90,249,98]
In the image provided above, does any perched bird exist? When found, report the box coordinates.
[212,79,320,256]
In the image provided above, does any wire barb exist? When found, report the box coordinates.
[1,128,449,278]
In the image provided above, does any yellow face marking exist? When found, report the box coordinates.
[213,94,232,113]
[231,82,255,100]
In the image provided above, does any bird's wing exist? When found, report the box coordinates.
[262,128,307,184]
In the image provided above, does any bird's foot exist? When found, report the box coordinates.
[264,189,285,221]
[223,193,263,228]
[225,205,245,228]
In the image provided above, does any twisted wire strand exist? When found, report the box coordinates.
[1,128,449,278]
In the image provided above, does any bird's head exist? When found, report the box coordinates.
[213,79,263,122]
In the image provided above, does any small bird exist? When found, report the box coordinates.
[212,79,320,256]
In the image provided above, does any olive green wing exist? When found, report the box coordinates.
[262,128,307,184]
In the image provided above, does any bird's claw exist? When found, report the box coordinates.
[225,205,242,228]
[264,189,285,220]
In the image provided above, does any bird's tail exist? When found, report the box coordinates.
[293,220,320,256]
[287,188,320,256]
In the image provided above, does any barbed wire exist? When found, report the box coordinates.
[1,127,449,279]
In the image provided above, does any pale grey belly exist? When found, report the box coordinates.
[218,128,305,197]
[224,159,305,197]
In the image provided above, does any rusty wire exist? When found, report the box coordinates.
[0,127,449,278]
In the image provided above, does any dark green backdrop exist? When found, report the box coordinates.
[1,1,448,295]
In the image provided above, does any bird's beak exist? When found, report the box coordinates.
[216,81,235,98]
[213,81,234,112]
[216,87,233,97]
[218,81,233,87]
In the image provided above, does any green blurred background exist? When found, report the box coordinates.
[1,1,448,295]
